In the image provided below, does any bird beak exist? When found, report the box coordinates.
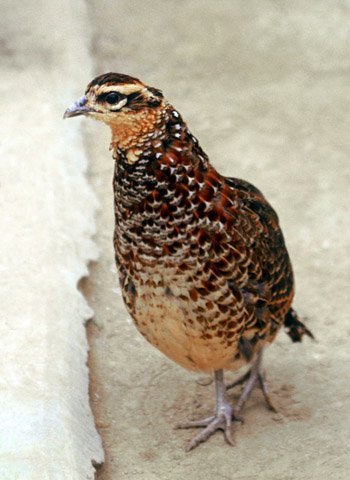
[63,95,91,119]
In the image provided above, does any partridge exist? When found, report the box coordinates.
[64,73,313,451]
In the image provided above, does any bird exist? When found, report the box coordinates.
[64,72,313,451]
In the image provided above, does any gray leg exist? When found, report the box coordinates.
[227,350,277,414]
[177,369,236,451]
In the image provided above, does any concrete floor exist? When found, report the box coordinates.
[84,1,350,479]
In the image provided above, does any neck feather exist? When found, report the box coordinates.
[109,106,168,164]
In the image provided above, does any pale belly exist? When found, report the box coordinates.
[129,281,246,373]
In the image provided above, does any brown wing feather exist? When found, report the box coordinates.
[202,170,295,343]
[227,176,294,335]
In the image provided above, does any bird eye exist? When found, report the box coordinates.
[105,92,121,104]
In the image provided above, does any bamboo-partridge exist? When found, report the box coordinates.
[64,73,313,451]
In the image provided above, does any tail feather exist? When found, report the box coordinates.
[284,308,314,343]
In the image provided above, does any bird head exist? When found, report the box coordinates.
[64,72,166,151]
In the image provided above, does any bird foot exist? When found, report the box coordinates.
[227,362,277,414]
[176,357,276,452]
[176,400,237,452]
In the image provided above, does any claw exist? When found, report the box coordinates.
[176,352,277,451]
[175,416,216,429]
[184,412,235,452]
[178,370,237,451]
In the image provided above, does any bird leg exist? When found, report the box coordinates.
[227,350,277,414]
[177,369,238,452]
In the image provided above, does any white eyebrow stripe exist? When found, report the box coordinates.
[96,84,146,95]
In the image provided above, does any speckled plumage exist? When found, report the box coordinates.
[65,72,313,450]
[113,103,294,373]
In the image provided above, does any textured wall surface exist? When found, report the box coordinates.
[85,1,350,479]
[0,2,103,478]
